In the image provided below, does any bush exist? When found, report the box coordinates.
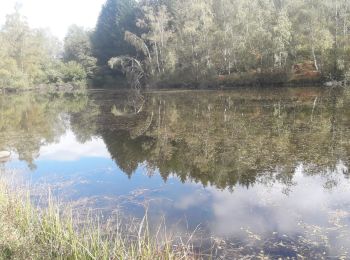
[43,61,87,86]
[0,59,31,89]
[60,61,87,83]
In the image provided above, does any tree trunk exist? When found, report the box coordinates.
[312,46,319,71]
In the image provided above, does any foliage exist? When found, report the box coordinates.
[59,61,87,84]
[4,0,350,89]
[90,0,143,87]
[96,0,350,87]
[44,61,87,85]
[91,0,139,67]
[109,56,145,91]
[0,9,88,90]
[64,25,97,78]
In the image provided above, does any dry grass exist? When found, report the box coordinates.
[0,181,199,260]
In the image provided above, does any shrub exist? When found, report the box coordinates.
[43,61,87,86]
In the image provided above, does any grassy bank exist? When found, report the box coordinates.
[0,182,196,260]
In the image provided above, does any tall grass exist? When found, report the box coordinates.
[0,182,198,259]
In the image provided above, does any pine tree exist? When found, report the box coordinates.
[92,0,138,67]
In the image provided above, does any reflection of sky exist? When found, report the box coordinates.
[207,167,350,235]
[5,130,350,255]
[201,166,350,255]
[39,130,110,161]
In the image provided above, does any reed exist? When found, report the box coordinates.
[0,182,198,259]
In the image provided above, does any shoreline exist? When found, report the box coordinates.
[0,80,343,94]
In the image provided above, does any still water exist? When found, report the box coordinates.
[1,87,350,258]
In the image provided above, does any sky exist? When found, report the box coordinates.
[0,0,106,39]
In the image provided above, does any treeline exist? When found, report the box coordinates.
[89,0,350,88]
[0,9,88,90]
[2,0,350,89]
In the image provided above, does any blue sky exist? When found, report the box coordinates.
[0,0,106,39]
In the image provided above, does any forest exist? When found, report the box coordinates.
[2,0,350,89]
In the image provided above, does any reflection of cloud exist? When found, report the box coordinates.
[174,190,210,210]
[39,131,110,161]
[204,164,350,254]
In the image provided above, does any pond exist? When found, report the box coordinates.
[1,87,350,258]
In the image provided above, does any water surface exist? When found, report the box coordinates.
[1,88,350,258]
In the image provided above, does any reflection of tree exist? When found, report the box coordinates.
[0,92,90,168]
[102,130,155,177]
[2,88,349,189]
[93,88,350,189]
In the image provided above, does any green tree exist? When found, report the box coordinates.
[92,0,138,66]
[0,7,86,89]
[64,25,97,78]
